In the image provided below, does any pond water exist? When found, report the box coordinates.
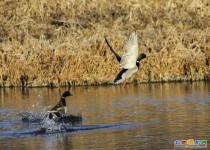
[0,82,210,150]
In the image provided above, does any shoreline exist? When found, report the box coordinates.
[0,79,210,88]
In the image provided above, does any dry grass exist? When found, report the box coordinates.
[0,0,210,87]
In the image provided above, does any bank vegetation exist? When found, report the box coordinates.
[0,0,210,87]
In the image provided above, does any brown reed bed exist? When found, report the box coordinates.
[0,0,210,87]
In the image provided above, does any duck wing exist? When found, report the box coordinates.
[50,102,63,111]
[104,36,121,62]
[120,32,138,69]
[48,102,66,117]
[114,69,128,84]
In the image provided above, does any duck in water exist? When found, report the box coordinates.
[105,32,146,84]
[46,91,71,120]
[22,91,82,124]
[45,91,82,123]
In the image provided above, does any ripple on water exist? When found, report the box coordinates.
[0,83,210,150]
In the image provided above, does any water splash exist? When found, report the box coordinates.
[1,108,141,137]
[41,118,72,134]
[21,112,43,123]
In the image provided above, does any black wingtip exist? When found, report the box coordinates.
[104,36,109,44]
[62,91,72,98]
[104,36,122,62]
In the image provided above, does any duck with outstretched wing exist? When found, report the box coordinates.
[105,32,146,84]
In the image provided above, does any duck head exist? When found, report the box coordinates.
[137,53,146,62]
[62,91,73,98]
[136,53,146,68]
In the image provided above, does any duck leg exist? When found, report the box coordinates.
[123,79,128,86]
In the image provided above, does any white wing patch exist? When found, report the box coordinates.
[120,32,139,69]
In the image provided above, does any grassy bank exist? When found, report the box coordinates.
[0,0,210,87]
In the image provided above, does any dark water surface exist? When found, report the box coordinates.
[0,82,210,150]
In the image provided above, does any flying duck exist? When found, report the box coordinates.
[105,32,146,84]
[45,91,72,121]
